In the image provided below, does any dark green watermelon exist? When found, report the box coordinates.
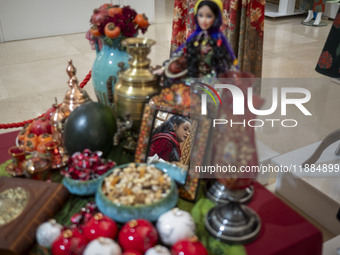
[64,101,116,157]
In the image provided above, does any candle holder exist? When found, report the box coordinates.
[205,179,254,204]
[204,71,263,244]
[6,146,26,176]
[205,182,261,244]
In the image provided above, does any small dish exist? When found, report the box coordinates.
[23,156,52,180]
[16,135,68,169]
[5,163,25,177]
[165,56,188,79]
[95,163,178,223]
[62,176,103,196]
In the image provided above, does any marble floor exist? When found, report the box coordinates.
[0,0,339,244]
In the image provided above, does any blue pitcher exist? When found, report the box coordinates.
[91,36,130,108]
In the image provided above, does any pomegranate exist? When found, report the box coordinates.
[30,118,51,136]
[91,9,108,25]
[45,104,57,121]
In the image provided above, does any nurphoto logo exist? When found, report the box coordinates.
[198,83,312,128]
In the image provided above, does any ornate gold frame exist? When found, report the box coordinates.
[135,83,211,201]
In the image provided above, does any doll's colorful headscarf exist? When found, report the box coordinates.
[194,0,223,14]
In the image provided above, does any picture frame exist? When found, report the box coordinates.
[135,83,211,201]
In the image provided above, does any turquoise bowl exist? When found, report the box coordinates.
[62,176,103,196]
[153,161,188,185]
[95,163,178,223]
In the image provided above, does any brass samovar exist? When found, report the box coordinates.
[114,38,160,149]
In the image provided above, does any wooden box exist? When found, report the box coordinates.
[0,177,69,255]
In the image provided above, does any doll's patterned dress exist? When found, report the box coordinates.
[198,35,214,76]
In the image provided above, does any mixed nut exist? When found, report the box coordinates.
[103,164,171,206]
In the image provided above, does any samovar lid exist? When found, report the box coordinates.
[118,38,157,84]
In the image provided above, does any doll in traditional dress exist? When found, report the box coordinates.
[165,0,238,79]
[301,0,325,26]
[148,115,191,162]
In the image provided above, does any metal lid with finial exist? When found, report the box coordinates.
[58,60,91,120]
[66,59,77,79]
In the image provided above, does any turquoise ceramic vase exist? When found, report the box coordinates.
[92,36,130,108]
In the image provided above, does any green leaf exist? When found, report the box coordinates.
[191,198,247,255]
[104,37,113,47]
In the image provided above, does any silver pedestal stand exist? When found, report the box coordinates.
[206,180,254,204]
[205,188,261,244]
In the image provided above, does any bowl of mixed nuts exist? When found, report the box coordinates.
[95,163,178,223]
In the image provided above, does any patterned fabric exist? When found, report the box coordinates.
[313,0,325,12]
[299,0,325,12]
[198,36,214,75]
[171,1,196,53]
[315,9,340,78]
[149,132,181,161]
[170,0,264,77]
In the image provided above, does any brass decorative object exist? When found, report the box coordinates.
[51,60,91,148]
[51,98,63,144]
[114,38,160,150]
[57,59,91,121]
[0,187,30,227]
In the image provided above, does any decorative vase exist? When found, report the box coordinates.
[92,36,130,108]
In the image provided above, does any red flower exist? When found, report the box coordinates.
[122,6,137,21]
[88,4,148,43]
[122,22,137,37]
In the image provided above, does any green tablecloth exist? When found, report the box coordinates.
[0,157,246,255]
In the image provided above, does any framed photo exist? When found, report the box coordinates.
[135,83,211,201]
